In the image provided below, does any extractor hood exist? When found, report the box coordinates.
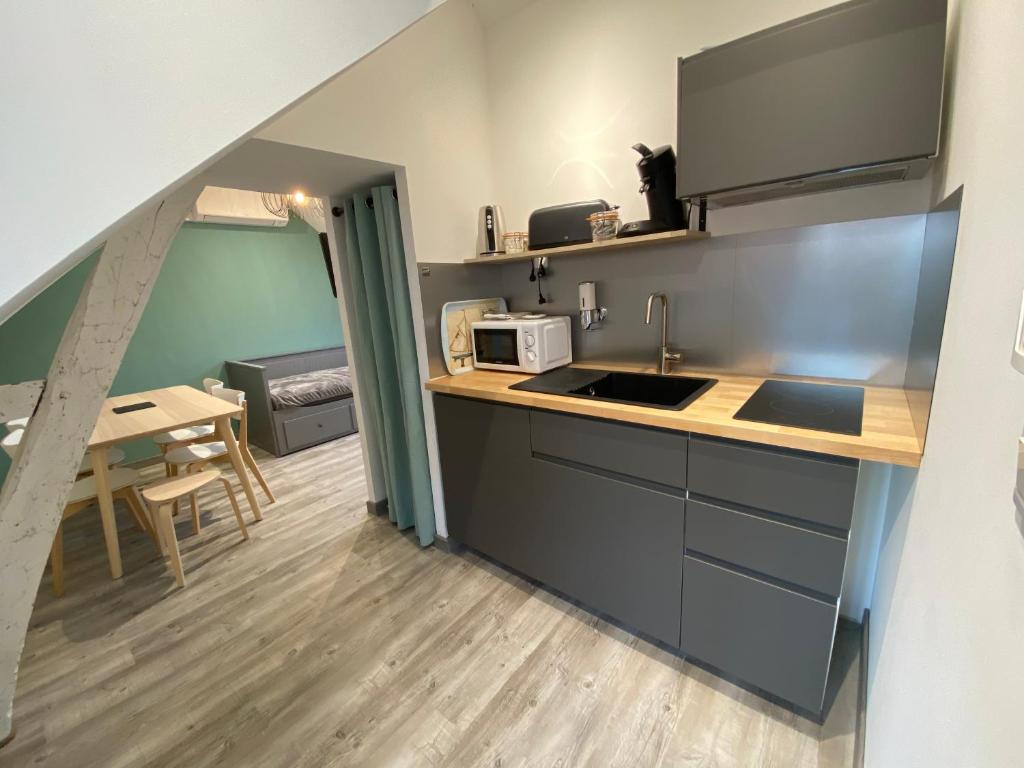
[676,0,947,208]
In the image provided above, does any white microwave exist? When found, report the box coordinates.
[471,316,572,374]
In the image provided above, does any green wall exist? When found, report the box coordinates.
[0,216,343,477]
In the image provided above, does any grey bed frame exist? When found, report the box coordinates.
[225,346,358,457]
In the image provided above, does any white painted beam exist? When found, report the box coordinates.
[0,382,44,425]
[0,180,202,743]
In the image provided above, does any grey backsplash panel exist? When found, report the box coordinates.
[418,213,927,386]
[500,238,736,370]
[904,188,963,444]
[417,262,505,378]
[498,214,926,386]
[727,219,924,383]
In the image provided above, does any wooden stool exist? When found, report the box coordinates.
[141,468,248,588]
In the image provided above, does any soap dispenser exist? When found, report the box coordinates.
[578,281,607,330]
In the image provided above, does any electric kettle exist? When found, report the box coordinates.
[476,205,506,256]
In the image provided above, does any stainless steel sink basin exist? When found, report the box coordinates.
[509,368,716,411]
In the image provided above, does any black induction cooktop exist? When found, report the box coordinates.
[734,380,865,436]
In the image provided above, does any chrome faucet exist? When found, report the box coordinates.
[644,292,682,374]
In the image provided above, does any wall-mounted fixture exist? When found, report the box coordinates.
[262,190,326,232]
[579,281,607,330]
[530,257,549,305]
[187,186,289,228]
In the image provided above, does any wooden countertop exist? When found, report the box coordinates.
[425,363,923,468]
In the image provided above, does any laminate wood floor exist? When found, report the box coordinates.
[1,435,859,768]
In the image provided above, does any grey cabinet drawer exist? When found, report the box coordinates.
[681,556,837,713]
[282,403,354,450]
[529,457,685,647]
[685,499,848,597]
[531,410,687,488]
[688,436,858,530]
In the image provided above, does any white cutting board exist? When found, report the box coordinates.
[441,297,508,375]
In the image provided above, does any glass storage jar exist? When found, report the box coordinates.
[503,231,528,254]
[586,209,621,242]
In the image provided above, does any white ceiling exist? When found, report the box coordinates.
[202,139,398,200]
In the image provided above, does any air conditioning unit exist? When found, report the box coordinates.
[186,186,288,227]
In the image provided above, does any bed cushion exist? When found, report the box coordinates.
[268,367,354,410]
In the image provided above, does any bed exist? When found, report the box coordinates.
[268,367,353,409]
[225,347,358,457]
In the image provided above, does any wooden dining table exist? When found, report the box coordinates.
[88,385,264,579]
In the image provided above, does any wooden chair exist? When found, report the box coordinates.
[163,386,275,530]
[151,378,223,466]
[4,416,29,433]
[1,427,126,476]
[141,468,248,588]
[151,379,226,520]
[49,467,155,596]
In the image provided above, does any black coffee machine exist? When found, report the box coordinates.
[619,143,690,237]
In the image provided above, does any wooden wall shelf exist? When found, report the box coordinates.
[464,229,710,265]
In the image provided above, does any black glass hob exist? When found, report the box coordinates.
[734,380,865,436]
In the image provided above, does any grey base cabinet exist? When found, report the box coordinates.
[682,436,858,715]
[529,458,685,646]
[433,395,537,576]
[433,394,860,717]
[434,395,686,647]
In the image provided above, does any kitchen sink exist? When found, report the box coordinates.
[569,371,716,410]
[509,368,716,411]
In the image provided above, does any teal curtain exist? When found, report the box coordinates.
[343,186,435,546]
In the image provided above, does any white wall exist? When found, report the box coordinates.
[864,2,1024,766]
[244,5,1024,763]
[253,0,934,543]
[258,0,496,538]
[0,0,444,324]
[482,0,933,237]
[258,0,495,264]
[479,6,1023,764]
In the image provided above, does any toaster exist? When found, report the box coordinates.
[528,200,611,250]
